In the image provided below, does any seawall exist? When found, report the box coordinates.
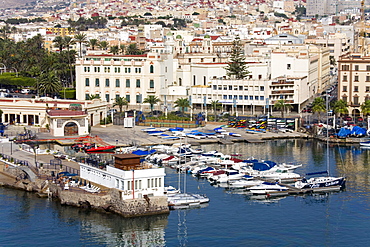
[0,163,169,218]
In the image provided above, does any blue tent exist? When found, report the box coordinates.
[337,127,351,138]
[132,149,156,156]
[351,126,367,136]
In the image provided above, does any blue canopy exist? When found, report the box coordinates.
[351,126,367,136]
[132,149,156,156]
[252,162,272,171]
[337,127,351,138]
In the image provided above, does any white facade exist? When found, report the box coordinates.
[80,163,165,200]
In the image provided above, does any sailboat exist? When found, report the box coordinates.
[295,93,346,190]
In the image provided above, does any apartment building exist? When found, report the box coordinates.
[337,52,370,116]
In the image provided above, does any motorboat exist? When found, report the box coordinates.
[248,182,288,195]
[85,145,116,152]
[228,176,264,189]
[294,173,346,189]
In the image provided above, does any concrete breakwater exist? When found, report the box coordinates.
[0,163,169,217]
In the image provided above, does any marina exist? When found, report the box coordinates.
[1,136,370,246]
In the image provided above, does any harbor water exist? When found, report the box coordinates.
[1,139,370,246]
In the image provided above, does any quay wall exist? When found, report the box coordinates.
[1,164,169,218]
[52,184,169,217]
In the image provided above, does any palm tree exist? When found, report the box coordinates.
[311,97,326,122]
[109,45,119,55]
[332,100,348,124]
[87,94,101,100]
[37,71,62,96]
[143,95,161,115]
[88,39,99,50]
[126,43,141,55]
[63,36,76,87]
[119,44,126,54]
[174,98,190,114]
[0,24,11,40]
[210,100,221,120]
[360,100,370,118]
[113,96,128,113]
[98,41,109,50]
[53,36,65,52]
[74,33,87,57]
[274,99,293,118]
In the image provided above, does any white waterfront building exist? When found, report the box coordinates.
[79,163,165,200]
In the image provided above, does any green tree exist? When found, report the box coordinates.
[126,43,142,55]
[332,99,348,125]
[87,94,100,100]
[109,45,119,55]
[210,100,222,120]
[74,33,87,57]
[113,96,128,113]
[53,36,65,51]
[98,41,109,50]
[119,44,126,54]
[174,98,190,114]
[88,39,99,50]
[143,95,161,115]
[63,36,76,87]
[274,99,293,118]
[311,97,326,122]
[361,100,370,117]
[0,24,11,40]
[225,36,249,79]
[37,71,62,96]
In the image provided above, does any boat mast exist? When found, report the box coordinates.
[326,90,330,176]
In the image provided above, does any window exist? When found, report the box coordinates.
[85,78,90,86]
[213,85,217,90]
[343,86,347,92]
[94,67,100,72]
[136,94,141,103]
[258,75,262,80]
[95,78,99,87]
[367,76,370,82]
[125,67,131,73]
[354,86,359,92]
[84,67,90,72]
[367,65,370,71]
[244,96,248,100]
[342,65,349,71]
[114,67,120,73]
[260,86,264,91]
[85,94,89,100]
[127,181,131,190]
[126,95,130,103]
[366,86,370,92]
[255,96,259,100]
[150,80,154,88]
[355,65,359,71]
[249,96,253,100]
[228,86,232,90]
[233,95,237,99]
[115,79,120,87]
[239,95,243,100]
[150,65,154,73]
[126,79,130,87]
[343,75,348,82]
[136,79,140,88]
[135,68,141,73]
[105,94,109,102]
[223,95,227,99]
[228,95,232,99]
[354,76,359,82]
[354,96,359,105]
[260,96,264,101]
[342,96,347,102]
[239,86,243,90]
[287,64,291,70]
[104,67,110,73]
[223,86,227,90]
[188,58,191,63]
[105,79,109,87]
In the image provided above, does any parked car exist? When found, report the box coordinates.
[343,116,352,121]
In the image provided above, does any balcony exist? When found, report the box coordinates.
[146,88,156,93]
[271,90,295,95]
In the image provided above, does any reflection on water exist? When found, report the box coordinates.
[0,188,168,247]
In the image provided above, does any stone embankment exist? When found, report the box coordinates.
[0,163,169,217]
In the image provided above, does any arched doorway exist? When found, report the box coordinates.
[64,122,78,136]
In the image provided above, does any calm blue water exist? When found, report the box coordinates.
[1,139,370,246]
